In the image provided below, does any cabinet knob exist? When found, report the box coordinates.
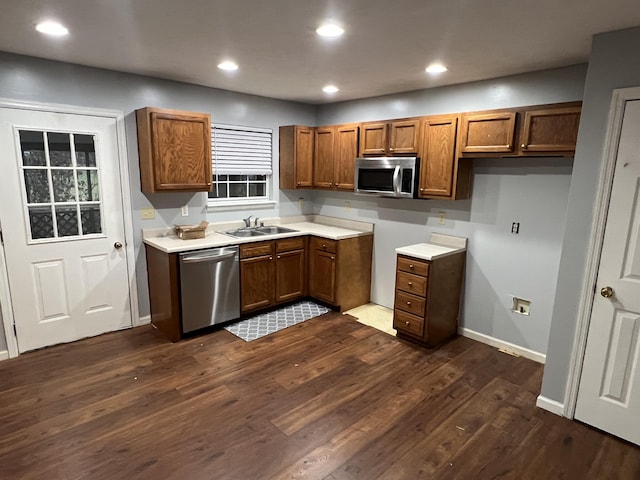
[269,256,273,260]
[407,282,413,286]
[406,301,411,306]
[405,321,410,326]
[322,244,326,249]
[297,182,301,186]
[420,188,424,192]
[331,256,335,260]
[277,255,281,259]
[521,143,527,149]
[389,147,394,152]
[409,264,414,269]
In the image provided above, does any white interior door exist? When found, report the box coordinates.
[0,107,132,353]
[575,99,640,445]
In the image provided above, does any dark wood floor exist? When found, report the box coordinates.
[0,312,638,479]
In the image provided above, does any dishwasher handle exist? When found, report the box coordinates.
[181,251,236,264]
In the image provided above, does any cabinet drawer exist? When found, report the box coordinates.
[393,309,425,338]
[397,256,429,276]
[240,241,274,259]
[396,271,427,297]
[276,236,305,253]
[394,290,425,317]
[310,237,337,254]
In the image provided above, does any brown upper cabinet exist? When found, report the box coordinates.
[459,111,517,156]
[518,104,582,155]
[459,102,581,158]
[359,119,420,156]
[136,107,212,193]
[418,114,471,200]
[279,125,314,189]
[314,124,359,190]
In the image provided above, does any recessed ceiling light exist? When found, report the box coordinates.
[35,21,69,37]
[425,63,448,74]
[322,85,339,94]
[316,23,344,38]
[217,61,239,71]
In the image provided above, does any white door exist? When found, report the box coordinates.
[0,108,132,353]
[575,99,640,445]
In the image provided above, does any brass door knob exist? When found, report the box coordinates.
[600,286,614,298]
[114,242,123,249]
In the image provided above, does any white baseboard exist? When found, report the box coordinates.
[536,395,565,416]
[0,350,9,361]
[458,327,546,364]
[136,315,151,326]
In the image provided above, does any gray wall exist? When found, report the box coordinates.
[0,52,316,333]
[541,26,640,403]
[313,65,587,355]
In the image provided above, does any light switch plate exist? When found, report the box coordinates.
[141,207,155,220]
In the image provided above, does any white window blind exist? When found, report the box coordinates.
[211,124,272,175]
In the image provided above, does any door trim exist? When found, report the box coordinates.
[0,98,140,358]
[563,86,640,418]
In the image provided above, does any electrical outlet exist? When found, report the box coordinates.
[181,205,189,217]
[345,201,351,213]
[511,222,520,234]
[141,207,155,220]
[298,198,304,209]
[438,212,446,225]
[512,297,531,315]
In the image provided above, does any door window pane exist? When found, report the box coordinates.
[29,206,54,239]
[23,169,51,203]
[75,134,96,167]
[48,132,72,167]
[51,170,77,202]
[19,130,46,166]
[77,170,100,201]
[55,206,79,237]
[80,205,102,234]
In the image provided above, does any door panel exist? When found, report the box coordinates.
[575,99,640,445]
[0,108,132,352]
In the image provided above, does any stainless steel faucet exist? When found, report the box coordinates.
[242,215,253,228]
[254,217,260,227]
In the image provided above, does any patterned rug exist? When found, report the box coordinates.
[224,300,330,342]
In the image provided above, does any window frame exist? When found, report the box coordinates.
[207,123,274,209]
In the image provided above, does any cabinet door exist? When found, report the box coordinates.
[334,124,359,191]
[137,107,212,193]
[309,249,336,304]
[295,126,314,187]
[459,111,516,155]
[419,115,459,198]
[389,119,420,155]
[359,122,388,156]
[519,105,581,155]
[276,249,305,303]
[240,255,275,313]
[313,127,335,188]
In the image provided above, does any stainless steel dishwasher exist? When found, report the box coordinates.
[179,246,240,333]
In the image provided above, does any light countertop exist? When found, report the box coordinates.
[395,234,467,261]
[143,216,373,254]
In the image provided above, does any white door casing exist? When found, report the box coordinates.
[574,99,640,445]
[0,106,134,353]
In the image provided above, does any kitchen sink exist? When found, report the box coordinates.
[222,226,298,238]
[254,226,297,235]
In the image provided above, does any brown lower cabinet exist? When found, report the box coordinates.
[308,235,373,312]
[240,237,306,314]
[145,232,373,342]
[393,252,465,347]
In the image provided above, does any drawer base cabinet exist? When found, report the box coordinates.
[393,252,465,347]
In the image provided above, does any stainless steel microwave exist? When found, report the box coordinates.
[354,157,420,198]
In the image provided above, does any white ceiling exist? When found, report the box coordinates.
[1,1,639,104]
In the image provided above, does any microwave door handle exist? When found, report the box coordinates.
[392,166,401,196]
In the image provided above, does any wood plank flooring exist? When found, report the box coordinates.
[0,312,638,479]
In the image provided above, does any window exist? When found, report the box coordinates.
[208,124,273,205]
